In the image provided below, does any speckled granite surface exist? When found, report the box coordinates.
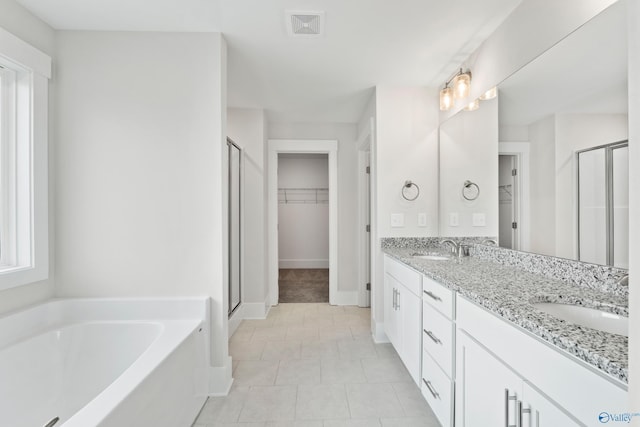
[382,244,629,384]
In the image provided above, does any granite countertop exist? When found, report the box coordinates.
[382,246,629,384]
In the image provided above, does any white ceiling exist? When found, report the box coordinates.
[16,0,523,123]
[498,1,627,127]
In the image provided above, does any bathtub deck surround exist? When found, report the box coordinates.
[381,238,629,383]
[193,303,439,426]
[0,298,209,427]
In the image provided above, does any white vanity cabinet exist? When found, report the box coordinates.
[456,295,627,426]
[383,255,423,385]
[421,275,456,426]
[456,330,579,427]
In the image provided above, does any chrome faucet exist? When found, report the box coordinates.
[440,239,458,254]
[440,239,469,258]
[617,274,629,287]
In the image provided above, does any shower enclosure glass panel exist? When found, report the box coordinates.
[228,139,241,316]
[578,141,628,268]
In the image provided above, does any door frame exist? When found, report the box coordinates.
[267,139,338,306]
[357,119,374,307]
[499,142,530,252]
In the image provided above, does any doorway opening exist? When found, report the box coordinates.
[498,154,519,249]
[498,142,530,252]
[277,153,329,303]
[267,140,338,306]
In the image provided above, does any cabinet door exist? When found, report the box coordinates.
[398,286,421,385]
[522,382,581,427]
[456,330,522,427]
[383,273,400,347]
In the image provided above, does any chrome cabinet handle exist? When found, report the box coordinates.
[423,290,442,302]
[518,401,531,427]
[424,329,442,344]
[422,379,440,399]
[392,289,396,309]
[396,290,400,310]
[505,389,517,427]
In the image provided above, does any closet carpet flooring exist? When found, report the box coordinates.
[279,269,329,303]
[193,303,439,426]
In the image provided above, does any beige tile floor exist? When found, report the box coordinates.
[192,303,440,427]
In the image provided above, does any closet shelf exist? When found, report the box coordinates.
[278,188,329,204]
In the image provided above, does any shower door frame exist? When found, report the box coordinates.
[227,138,242,317]
[576,140,628,266]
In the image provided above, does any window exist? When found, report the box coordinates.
[0,28,51,290]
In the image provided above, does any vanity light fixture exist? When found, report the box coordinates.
[439,84,455,111]
[452,69,472,99]
[463,99,479,111]
[439,68,473,111]
[479,86,497,100]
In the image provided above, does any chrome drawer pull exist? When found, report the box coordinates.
[424,329,442,344]
[423,290,442,301]
[422,379,440,399]
[518,401,531,427]
[505,389,517,427]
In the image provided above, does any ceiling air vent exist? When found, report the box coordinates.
[286,11,324,37]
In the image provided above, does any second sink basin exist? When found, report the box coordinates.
[411,252,450,261]
[532,302,628,337]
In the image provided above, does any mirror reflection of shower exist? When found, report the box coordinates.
[228,139,242,316]
[577,141,628,268]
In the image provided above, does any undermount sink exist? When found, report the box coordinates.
[411,252,450,261]
[532,302,628,337]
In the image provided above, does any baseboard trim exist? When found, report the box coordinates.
[332,290,358,306]
[243,301,269,319]
[373,321,390,343]
[228,306,243,337]
[279,259,329,269]
[207,357,233,396]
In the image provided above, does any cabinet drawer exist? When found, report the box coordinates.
[384,255,422,296]
[423,302,454,377]
[422,275,454,319]
[422,350,453,427]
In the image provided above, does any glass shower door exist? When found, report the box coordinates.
[228,139,241,316]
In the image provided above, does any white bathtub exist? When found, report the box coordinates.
[0,298,210,427]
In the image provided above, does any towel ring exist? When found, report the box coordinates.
[402,180,420,201]
[462,180,480,201]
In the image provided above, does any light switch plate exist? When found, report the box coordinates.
[391,213,405,228]
[472,213,486,227]
[449,213,459,227]
[418,213,428,227]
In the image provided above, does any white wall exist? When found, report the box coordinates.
[554,113,628,259]
[439,98,499,237]
[370,86,439,339]
[0,0,55,315]
[375,86,440,237]
[54,31,230,392]
[528,115,557,256]
[278,155,329,269]
[268,123,358,293]
[227,108,268,312]
[627,0,640,413]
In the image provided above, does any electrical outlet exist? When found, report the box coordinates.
[391,213,405,228]
[472,213,486,227]
[418,213,428,227]
[449,213,459,227]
